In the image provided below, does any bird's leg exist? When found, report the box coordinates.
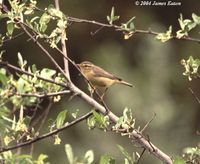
[100,88,108,100]
[89,85,97,98]
[90,88,95,97]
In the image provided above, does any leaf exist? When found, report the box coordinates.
[40,68,56,79]
[176,30,187,39]
[7,21,14,36]
[173,156,186,164]
[99,154,115,164]
[178,14,196,32]
[47,5,64,19]
[19,106,24,121]
[54,134,61,145]
[71,109,79,119]
[124,158,130,164]
[192,13,200,25]
[56,110,67,128]
[0,69,8,87]
[107,6,120,25]
[4,136,14,146]
[93,111,103,123]
[37,154,48,163]
[121,17,136,32]
[156,26,172,42]
[17,52,27,69]
[18,52,23,67]
[117,145,133,162]
[84,150,94,164]
[39,13,51,33]
[65,144,74,164]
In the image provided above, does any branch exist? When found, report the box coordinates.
[54,0,70,80]
[0,111,93,153]
[14,90,71,98]
[0,61,67,88]
[188,87,200,105]
[17,19,173,164]
[0,6,173,163]
[68,83,173,164]
[2,32,25,44]
[68,16,200,44]
[19,23,70,83]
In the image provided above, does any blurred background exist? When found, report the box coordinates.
[1,0,200,163]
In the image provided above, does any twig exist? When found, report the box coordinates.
[140,113,156,133]
[19,23,70,83]
[14,90,71,98]
[188,87,200,104]
[0,5,173,163]
[54,0,70,80]
[0,61,67,88]
[55,47,110,112]
[0,110,93,153]
[2,32,25,43]
[136,148,146,164]
[36,102,52,132]
[68,16,200,44]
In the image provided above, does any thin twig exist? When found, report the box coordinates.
[14,90,71,98]
[0,111,93,153]
[140,113,156,133]
[0,61,67,88]
[37,102,52,132]
[54,0,70,80]
[136,148,146,164]
[68,16,200,44]
[19,23,70,83]
[188,87,200,104]
[2,32,25,43]
[55,47,110,112]
[0,5,173,163]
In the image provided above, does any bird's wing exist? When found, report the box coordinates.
[92,66,121,80]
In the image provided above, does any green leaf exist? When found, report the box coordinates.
[121,17,136,32]
[54,134,61,145]
[36,154,48,163]
[99,154,115,164]
[7,22,14,36]
[47,5,64,19]
[92,111,104,124]
[156,26,172,42]
[0,69,8,87]
[192,13,200,25]
[178,14,196,32]
[117,145,133,163]
[39,13,51,33]
[107,6,120,25]
[56,110,67,128]
[173,156,186,164]
[65,144,74,164]
[71,109,79,119]
[188,56,194,65]
[40,68,56,79]
[31,64,37,73]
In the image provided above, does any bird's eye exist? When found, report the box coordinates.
[84,64,90,67]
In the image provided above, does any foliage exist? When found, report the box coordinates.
[0,0,199,164]
[181,56,200,81]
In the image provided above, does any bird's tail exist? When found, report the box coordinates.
[119,80,133,87]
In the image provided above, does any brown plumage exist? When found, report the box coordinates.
[78,61,133,90]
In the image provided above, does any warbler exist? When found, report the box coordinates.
[77,61,133,97]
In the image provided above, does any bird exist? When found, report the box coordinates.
[77,61,133,98]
